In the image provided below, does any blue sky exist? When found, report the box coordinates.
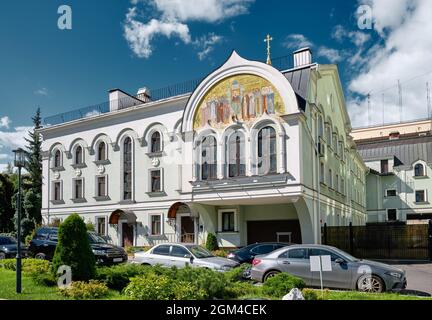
[1,0,431,170]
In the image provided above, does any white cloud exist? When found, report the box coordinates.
[347,0,432,127]
[0,116,11,129]
[282,34,313,50]
[0,126,31,151]
[34,87,49,96]
[332,25,371,47]
[0,154,9,160]
[124,0,254,59]
[317,46,343,63]
[0,163,9,173]
[194,33,223,61]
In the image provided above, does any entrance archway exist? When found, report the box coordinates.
[168,202,199,244]
[109,209,137,247]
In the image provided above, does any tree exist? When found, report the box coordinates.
[24,107,42,225]
[0,174,14,233]
[205,233,219,251]
[52,213,96,281]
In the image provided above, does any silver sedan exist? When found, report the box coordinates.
[132,243,239,272]
[250,244,407,293]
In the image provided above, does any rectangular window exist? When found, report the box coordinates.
[222,212,235,232]
[53,182,62,201]
[328,169,333,189]
[341,178,345,194]
[151,170,161,192]
[387,209,397,221]
[96,217,106,235]
[74,179,83,199]
[336,174,339,192]
[150,215,162,235]
[415,190,426,203]
[97,176,106,197]
[320,162,325,183]
[386,189,397,197]
[381,159,389,174]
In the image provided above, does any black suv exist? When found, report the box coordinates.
[28,227,128,265]
[0,235,28,259]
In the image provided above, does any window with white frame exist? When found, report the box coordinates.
[218,209,238,233]
[335,174,339,192]
[96,217,106,235]
[52,181,62,201]
[227,131,245,178]
[318,114,324,138]
[150,214,162,236]
[257,126,277,175]
[414,163,425,177]
[74,145,84,165]
[73,178,84,199]
[150,131,162,153]
[415,190,426,203]
[341,178,345,195]
[123,137,132,200]
[328,169,333,189]
[53,149,62,168]
[97,141,107,161]
[320,162,325,184]
[201,136,217,180]
[326,125,332,147]
[387,209,397,221]
[96,175,107,197]
[149,168,162,193]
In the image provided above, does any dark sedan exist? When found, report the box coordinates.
[0,235,28,259]
[227,242,290,264]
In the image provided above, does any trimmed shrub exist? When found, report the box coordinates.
[31,272,57,287]
[0,258,50,273]
[58,280,109,299]
[123,274,205,300]
[96,264,151,291]
[225,263,252,282]
[225,281,260,298]
[262,273,306,298]
[205,233,219,251]
[51,213,96,281]
[302,288,319,300]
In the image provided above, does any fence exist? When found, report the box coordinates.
[322,221,432,261]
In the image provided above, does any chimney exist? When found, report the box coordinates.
[137,87,151,102]
[293,47,312,68]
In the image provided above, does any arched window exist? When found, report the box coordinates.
[123,137,132,200]
[414,163,425,177]
[201,136,217,180]
[228,131,245,178]
[97,142,106,161]
[318,114,324,138]
[53,150,61,168]
[151,131,161,153]
[75,146,83,165]
[257,126,277,175]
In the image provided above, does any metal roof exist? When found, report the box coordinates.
[282,65,313,111]
[356,135,432,167]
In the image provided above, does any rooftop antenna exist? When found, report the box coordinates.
[398,79,403,122]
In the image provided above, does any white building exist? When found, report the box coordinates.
[39,50,367,248]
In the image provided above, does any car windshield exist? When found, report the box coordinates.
[0,237,16,245]
[188,246,214,258]
[88,233,108,244]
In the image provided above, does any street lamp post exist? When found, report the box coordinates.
[13,147,26,294]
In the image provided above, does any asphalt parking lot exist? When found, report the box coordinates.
[391,263,432,294]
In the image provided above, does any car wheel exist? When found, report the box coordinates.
[0,252,6,260]
[34,253,46,260]
[357,274,384,293]
[263,270,280,282]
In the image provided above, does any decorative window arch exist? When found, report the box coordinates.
[227,130,246,178]
[123,137,133,200]
[97,141,107,161]
[53,149,62,168]
[257,126,277,175]
[150,131,162,153]
[414,163,425,177]
[317,113,324,139]
[74,145,84,165]
[200,135,217,181]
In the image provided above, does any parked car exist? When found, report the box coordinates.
[250,244,407,293]
[133,243,240,271]
[227,242,291,264]
[28,227,128,265]
[0,235,28,259]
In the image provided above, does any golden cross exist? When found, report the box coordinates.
[264,34,273,65]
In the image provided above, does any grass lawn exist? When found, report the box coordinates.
[0,269,122,300]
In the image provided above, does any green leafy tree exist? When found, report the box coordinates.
[0,174,15,233]
[52,213,96,281]
[24,107,42,225]
[205,233,219,251]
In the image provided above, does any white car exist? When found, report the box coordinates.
[132,243,239,271]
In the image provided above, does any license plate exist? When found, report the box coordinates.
[113,258,123,263]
